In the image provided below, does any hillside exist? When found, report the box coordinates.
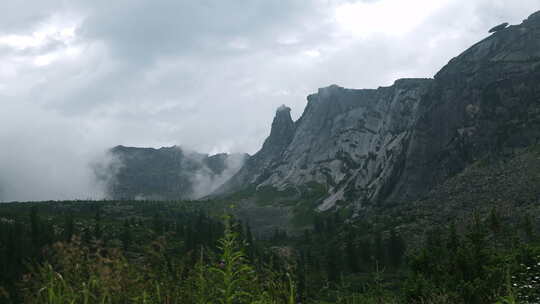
[386,145,540,239]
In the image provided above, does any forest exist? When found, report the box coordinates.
[0,200,539,304]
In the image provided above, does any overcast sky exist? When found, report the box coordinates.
[0,0,538,201]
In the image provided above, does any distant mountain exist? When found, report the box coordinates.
[102,145,247,200]
[215,11,540,230]
[99,11,540,235]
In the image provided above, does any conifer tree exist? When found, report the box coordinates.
[489,207,501,234]
[345,235,359,273]
[63,213,74,242]
[94,207,102,240]
[387,228,405,269]
[245,223,254,261]
[359,238,373,270]
[374,230,385,267]
[447,221,459,252]
[152,213,165,235]
[121,219,132,251]
[522,213,534,241]
[325,245,340,282]
[29,206,40,251]
[313,215,324,234]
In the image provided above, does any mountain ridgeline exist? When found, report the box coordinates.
[216,11,540,214]
[104,145,247,200]
[102,11,540,230]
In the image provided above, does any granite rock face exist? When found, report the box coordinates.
[489,22,509,33]
[217,11,540,211]
[396,10,540,202]
[216,105,295,194]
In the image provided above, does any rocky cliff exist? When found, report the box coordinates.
[217,11,540,213]
[104,145,247,200]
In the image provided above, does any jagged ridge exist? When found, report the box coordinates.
[216,11,540,213]
[103,145,247,200]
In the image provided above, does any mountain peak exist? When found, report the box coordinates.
[317,84,343,96]
[488,22,509,33]
[526,10,540,23]
[212,104,296,194]
[276,104,291,113]
[268,104,295,146]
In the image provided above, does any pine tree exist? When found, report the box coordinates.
[359,238,373,271]
[303,229,311,244]
[29,206,40,252]
[121,220,132,251]
[63,213,74,242]
[345,235,359,273]
[489,208,501,234]
[94,207,102,240]
[245,223,254,261]
[426,227,443,250]
[374,230,385,267]
[522,214,534,241]
[387,228,406,269]
[325,245,340,282]
[466,212,488,280]
[296,252,308,301]
[313,215,324,234]
[82,227,92,244]
[152,213,163,235]
[447,221,459,252]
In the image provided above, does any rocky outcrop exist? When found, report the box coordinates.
[218,79,433,210]
[265,80,432,210]
[394,10,540,203]
[103,145,247,200]
[489,22,509,33]
[217,11,540,212]
[215,105,295,194]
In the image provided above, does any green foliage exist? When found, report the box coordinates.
[404,212,540,304]
[1,200,539,304]
[510,248,540,303]
[210,215,256,304]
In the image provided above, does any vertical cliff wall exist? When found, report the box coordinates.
[216,11,540,212]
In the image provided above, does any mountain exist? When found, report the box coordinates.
[103,145,247,200]
[386,144,540,239]
[215,11,540,228]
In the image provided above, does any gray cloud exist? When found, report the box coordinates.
[0,0,538,201]
[189,152,247,199]
[0,99,116,201]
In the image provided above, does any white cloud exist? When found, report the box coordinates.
[334,0,454,38]
[34,53,56,66]
[0,24,77,50]
[304,49,321,58]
